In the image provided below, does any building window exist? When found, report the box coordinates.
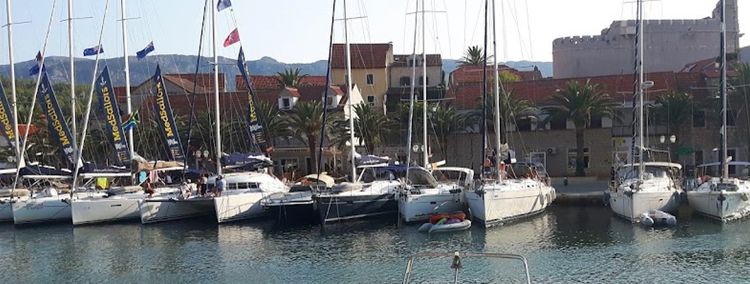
[550,117,566,130]
[280,98,291,110]
[567,148,590,169]
[327,96,338,107]
[367,96,375,106]
[516,118,532,131]
[275,158,298,172]
[693,110,705,127]
[589,114,603,128]
[694,150,703,167]
[399,76,410,86]
[366,74,374,85]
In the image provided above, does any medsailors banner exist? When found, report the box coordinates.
[95,66,131,165]
[0,81,17,150]
[37,72,77,168]
[237,47,271,154]
[150,65,184,161]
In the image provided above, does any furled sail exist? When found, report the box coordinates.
[0,80,17,150]
[149,65,184,161]
[95,66,131,165]
[237,47,271,155]
[37,71,77,169]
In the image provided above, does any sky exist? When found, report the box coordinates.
[0,0,747,66]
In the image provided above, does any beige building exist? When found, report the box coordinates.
[331,43,393,110]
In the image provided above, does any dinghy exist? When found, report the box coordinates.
[418,212,471,233]
[639,209,677,227]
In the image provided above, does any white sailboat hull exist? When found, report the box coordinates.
[139,197,215,224]
[609,190,681,222]
[687,179,750,221]
[465,180,555,227]
[214,192,266,223]
[12,196,72,225]
[0,198,14,222]
[72,195,142,225]
[398,192,463,223]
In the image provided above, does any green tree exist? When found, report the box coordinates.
[287,101,326,173]
[459,46,489,66]
[731,62,750,153]
[274,68,308,88]
[468,90,537,138]
[653,92,693,149]
[257,101,290,143]
[543,80,615,176]
[429,105,465,160]
[499,70,521,83]
[353,103,393,153]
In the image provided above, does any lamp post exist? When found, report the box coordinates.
[660,134,677,161]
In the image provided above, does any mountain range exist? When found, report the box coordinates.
[0,55,553,90]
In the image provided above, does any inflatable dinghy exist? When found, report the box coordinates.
[419,212,471,233]
[640,209,677,227]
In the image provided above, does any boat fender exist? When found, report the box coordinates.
[625,190,634,197]
[742,193,750,202]
[418,223,433,233]
[718,191,727,202]
[640,213,654,226]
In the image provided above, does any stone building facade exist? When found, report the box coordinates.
[553,0,739,79]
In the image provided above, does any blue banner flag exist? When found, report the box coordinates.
[95,66,131,165]
[0,81,17,150]
[237,47,271,154]
[150,65,184,161]
[136,41,155,59]
[83,44,104,56]
[37,72,77,169]
[28,51,45,76]
[217,0,232,11]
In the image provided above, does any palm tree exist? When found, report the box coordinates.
[429,105,465,160]
[653,92,693,145]
[543,80,616,176]
[274,68,308,88]
[353,103,394,153]
[459,46,489,66]
[287,101,325,173]
[468,90,537,137]
[257,101,290,143]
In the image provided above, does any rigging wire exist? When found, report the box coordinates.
[12,0,59,193]
[317,0,337,180]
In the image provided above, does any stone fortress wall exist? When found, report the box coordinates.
[553,0,739,79]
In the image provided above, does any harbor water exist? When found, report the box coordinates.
[1,205,748,283]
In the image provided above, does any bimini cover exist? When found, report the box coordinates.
[20,164,72,176]
[222,153,272,170]
[356,154,390,166]
[134,160,184,172]
[79,162,130,175]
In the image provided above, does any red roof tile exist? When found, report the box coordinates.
[235,75,327,91]
[331,43,392,69]
[163,73,225,93]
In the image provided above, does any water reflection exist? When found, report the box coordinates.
[0,206,749,283]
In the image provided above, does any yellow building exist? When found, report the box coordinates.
[331,43,393,110]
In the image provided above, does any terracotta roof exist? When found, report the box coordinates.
[447,71,684,110]
[163,73,225,93]
[680,57,738,78]
[331,43,392,69]
[282,87,301,98]
[236,75,327,91]
[391,54,442,67]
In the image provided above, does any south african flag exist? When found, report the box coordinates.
[121,110,139,131]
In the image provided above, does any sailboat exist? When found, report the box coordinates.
[0,0,25,221]
[314,0,401,224]
[686,0,750,222]
[608,0,683,222]
[212,46,288,224]
[397,0,472,223]
[464,0,556,227]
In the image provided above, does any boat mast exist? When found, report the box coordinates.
[492,0,502,182]
[343,0,356,181]
[211,0,222,175]
[120,0,134,159]
[405,0,418,179]
[67,0,77,149]
[720,0,728,180]
[5,0,19,165]
[480,0,488,174]
[637,0,645,182]
[420,0,428,169]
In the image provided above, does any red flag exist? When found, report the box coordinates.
[223,28,240,47]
